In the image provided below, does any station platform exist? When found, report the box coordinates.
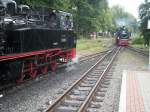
[119,70,150,112]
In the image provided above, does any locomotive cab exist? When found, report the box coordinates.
[0,0,17,15]
[58,11,73,30]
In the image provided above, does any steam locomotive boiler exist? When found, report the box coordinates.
[0,0,77,84]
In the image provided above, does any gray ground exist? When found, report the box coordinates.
[100,47,148,112]
[0,47,148,112]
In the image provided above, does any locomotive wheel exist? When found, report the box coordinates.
[29,70,37,78]
[16,73,25,84]
[28,61,38,78]
[16,61,38,83]
[50,60,57,72]
[41,66,48,74]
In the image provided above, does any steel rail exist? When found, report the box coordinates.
[78,47,121,112]
[45,46,120,112]
[126,46,148,56]
[79,46,115,62]
[79,50,110,62]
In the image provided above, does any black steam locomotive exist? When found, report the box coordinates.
[115,26,131,46]
[0,0,77,84]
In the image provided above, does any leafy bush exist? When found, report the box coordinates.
[132,37,144,45]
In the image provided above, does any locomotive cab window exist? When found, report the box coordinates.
[59,12,73,30]
[18,5,30,14]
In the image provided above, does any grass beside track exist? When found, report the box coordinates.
[130,44,148,51]
[77,38,113,54]
[130,34,148,51]
[131,44,147,49]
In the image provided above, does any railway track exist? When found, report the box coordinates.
[126,46,148,56]
[79,49,112,63]
[45,46,121,112]
[79,46,116,63]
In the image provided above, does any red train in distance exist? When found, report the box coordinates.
[115,26,131,46]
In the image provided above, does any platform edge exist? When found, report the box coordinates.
[119,70,127,112]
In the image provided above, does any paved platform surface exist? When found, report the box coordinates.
[119,70,150,112]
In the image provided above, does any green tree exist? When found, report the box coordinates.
[139,1,150,46]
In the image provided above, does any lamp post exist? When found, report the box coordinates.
[148,20,150,70]
[146,2,150,70]
[147,22,150,70]
[145,0,150,70]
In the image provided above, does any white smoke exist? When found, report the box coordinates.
[65,56,79,72]
[116,18,127,26]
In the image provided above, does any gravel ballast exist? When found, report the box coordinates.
[0,55,103,112]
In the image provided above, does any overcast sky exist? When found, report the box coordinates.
[108,0,144,18]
